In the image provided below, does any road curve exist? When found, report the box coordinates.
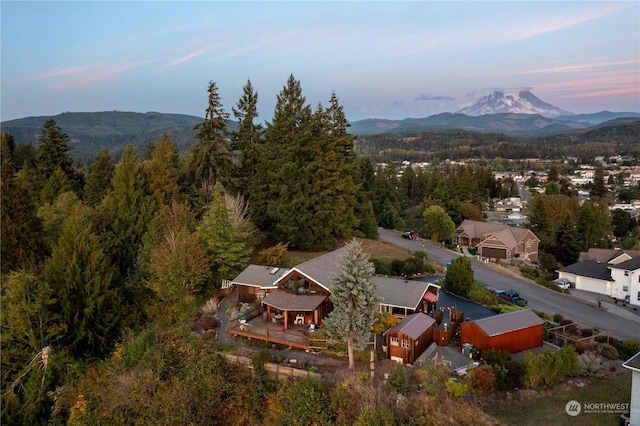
[378,228,640,341]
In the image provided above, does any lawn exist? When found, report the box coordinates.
[484,371,632,425]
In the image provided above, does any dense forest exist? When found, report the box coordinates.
[2,75,639,424]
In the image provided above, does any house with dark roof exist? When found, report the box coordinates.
[558,248,640,306]
[230,247,440,338]
[622,352,640,425]
[384,313,436,364]
[454,219,540,262]
[460,309,544,356]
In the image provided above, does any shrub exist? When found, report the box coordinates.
[484,349,524,391]
[372,312,401,335]
[524,346,579,388]
[471,364,496,395]
[445,378,470,397]
[559,319,577,334]
[580,327,594,338]
[553,313,564,323]
[354,404,395,426]
[596,335,618,347]
[598,343,619,360]
[579,352,605,376]
[370,257,391,276]
[252,349,274,369]
[387,363,409,394]
[617,339,640,360]
[467,282,492,305]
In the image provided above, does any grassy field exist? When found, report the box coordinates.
[285,235,414,264]
[484,371,632,425]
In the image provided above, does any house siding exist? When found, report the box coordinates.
[631,370,640,425]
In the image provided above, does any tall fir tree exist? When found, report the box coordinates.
[44,205,122,358]
[145,134,183,207]
[323,239,379,369]
[99,144,156,278]
[188,81,233,197]
[1,149,46,271]
[83,148,115,207]
[34,119,78,196]
[231,79,263,196]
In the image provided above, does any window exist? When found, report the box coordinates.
[637,291,640,301]
[402,339,410,349]
[390,337,399,347]
[623,286,629,292]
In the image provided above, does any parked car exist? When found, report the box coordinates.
[402,231,417,240]
[553,278,571,290]
[495,290,528,305]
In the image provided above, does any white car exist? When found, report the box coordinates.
[554,278,571,290]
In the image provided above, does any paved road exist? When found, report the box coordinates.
[379,228,640,341]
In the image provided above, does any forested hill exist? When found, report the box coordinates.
[1,111,638,163]
[1,111,209,160]
[356,119,640,163]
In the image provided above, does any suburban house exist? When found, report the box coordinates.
[228,246,441,349]
[454,219,540,262]
[622,352,640,426]
[557,248,640,306]
[460,309,544,356]
[384,313,436,364]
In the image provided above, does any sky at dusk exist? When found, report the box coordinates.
[1,1,639,123]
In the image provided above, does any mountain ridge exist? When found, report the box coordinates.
[457,90,574,117]
[2,110,639,159]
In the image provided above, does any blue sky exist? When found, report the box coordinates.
[1,1,639,122]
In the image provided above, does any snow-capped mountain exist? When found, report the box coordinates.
[457,90,574,118]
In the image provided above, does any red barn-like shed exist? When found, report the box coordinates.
[460,309,544,356]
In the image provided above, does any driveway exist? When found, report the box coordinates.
[379,228,640,341]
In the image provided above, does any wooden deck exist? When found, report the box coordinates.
[228,316,321,350]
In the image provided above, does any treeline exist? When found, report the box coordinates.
[356,120,640,163]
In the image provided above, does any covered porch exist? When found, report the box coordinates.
[228,314,324,350]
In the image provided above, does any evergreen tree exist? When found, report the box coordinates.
[199,182,253,288]
[37,191,83,252]
[83,148,115,207]
[44,205,122,358]
[35,119,74,181]
[578,200,612,250]
[145,134,183,207]
[231,79,263,196]
[188,81,233,193]
[443,256,474,298]
[100,144,156,278]
[590,167,608,201]
[323,239,379,369]
[39,168,71,205]
[1,150,46,271]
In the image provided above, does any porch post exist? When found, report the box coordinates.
[284,311,289,330]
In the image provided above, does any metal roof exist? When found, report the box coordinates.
[384,313,436,340]
[371,276,436,310]
[231,264,289,288]
[472,309,543,337]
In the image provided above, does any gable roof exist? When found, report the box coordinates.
[457,219,539,250]
[288,247,347,292]
[384,313,436,340]
[232,265,289,288]
[579,248,640,264]
[623,352,640,372]
[558,260,612,281]
[609,256,640,272]
[371,276,437,310]
[471,309,543,337]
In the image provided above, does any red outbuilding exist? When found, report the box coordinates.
[460,309,544,356]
